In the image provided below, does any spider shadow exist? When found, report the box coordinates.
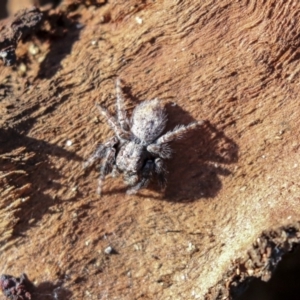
[34,280,73,300]
[35,11,82,79]
[121,84,142,105]
[0,69,94,247]
[0,273,72,300]
[150,102,239,202]
[0,124,82,247]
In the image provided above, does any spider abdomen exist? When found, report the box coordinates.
[131,99,167,144]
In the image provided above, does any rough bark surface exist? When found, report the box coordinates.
[0,7,43,66]
[0,0,300,299]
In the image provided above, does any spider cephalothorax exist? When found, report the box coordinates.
[85,79,202,195]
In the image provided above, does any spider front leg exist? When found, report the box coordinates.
[84,136,118,195]
[147,121,204,158]
[97,147,116,195]
[96,104,130,141]
[84,136,118,169]
[126,160,155,195]
[147,143,172,159]
[156,121,203,144]
[83,144,106,169]
[111,164,120,178]
[116,79,130,131]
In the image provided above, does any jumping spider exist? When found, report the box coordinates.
[84,79,203,195]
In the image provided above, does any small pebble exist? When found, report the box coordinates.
[135,16,143,24]
[76,23,84,29]
[104,246,113,254]
[18,63,27,76]
[66,140,72,147]
[28,44,39,55]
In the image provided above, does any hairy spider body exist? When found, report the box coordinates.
[85,79,202,195]
[116,142,146,173]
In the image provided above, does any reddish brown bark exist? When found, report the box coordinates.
[1,0,300,299]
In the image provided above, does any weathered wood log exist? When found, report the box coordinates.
[1,0,300,299]
[0,7,43,65]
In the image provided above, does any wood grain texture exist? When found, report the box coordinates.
[1,0,300,299]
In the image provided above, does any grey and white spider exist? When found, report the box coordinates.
[84,79,203,195]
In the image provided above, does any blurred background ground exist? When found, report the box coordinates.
[0,0,61,19]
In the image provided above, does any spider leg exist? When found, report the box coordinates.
[111,164,120,178]
[155,121,204,144]
[147,121,203,158]
[126,160,155,194]
[83,136,118,169]
[116,78,130,131]
[83,144,106,169]
[147,143,172,159]
[154,157,168,188]
[97,147,116,195]
[96,104,130,141]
